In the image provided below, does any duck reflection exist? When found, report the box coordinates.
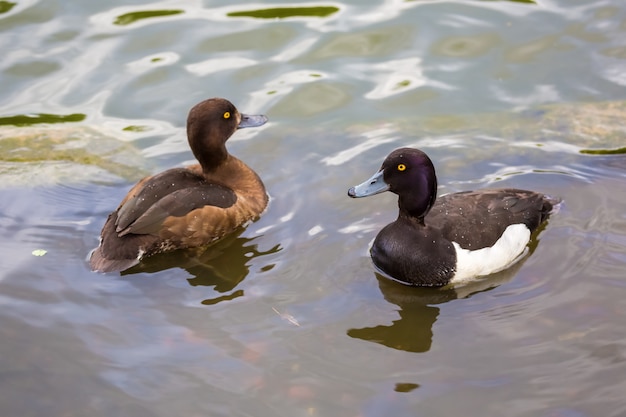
[122,230,280,298]
[347,255,528,353]
[347,277,451,353]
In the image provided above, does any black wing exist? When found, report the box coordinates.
[426,188,554,250]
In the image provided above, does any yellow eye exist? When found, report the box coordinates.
[397,163,406,171]
[223,112,231,119]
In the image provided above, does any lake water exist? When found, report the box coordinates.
[1,0,626,416]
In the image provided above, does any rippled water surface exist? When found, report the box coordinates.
[1,0,626,416]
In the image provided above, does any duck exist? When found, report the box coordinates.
[348,147,559,287]
[90,97,269,273]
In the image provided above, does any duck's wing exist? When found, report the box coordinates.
[426,188,554,250]
[115,168,236,236]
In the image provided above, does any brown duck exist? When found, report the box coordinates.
[90,98,269,273]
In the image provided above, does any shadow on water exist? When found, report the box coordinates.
[122,230,281,304]
[346,231,546,353]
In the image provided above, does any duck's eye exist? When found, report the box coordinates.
[397,163,406,172]
[223,112,231,119]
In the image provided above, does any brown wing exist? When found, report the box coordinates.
[115,168,236,236]
[158,203,253,248]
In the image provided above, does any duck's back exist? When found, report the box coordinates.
[427,188,556,250]
[90,157,268,273]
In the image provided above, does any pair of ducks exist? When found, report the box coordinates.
[90,98,558,287]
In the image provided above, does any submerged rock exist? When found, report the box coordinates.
[0,125,148,187]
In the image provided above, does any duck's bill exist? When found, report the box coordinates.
[348,169,390,198]
[238,113,268,129]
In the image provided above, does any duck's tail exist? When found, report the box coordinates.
[544,194,563,215]
[89,212,155,273]
[89,246,140,273]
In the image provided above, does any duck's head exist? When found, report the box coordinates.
[186,98,268,172]
[348,147,438,220]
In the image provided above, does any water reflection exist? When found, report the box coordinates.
[407,0,536,3]
[431,33,500,58]
[227,6,340,19]
[114,10,184,26]
[0,113,85,126]
[348,279,443,353]
[0,2,16,15]
[580,146,626,155]
[347,256,528,353]
[123,231,281,303]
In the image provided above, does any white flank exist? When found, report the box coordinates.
[450,223,531,284]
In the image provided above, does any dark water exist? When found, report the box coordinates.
[1,0,626,416]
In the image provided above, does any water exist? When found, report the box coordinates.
[1,0,626,416]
